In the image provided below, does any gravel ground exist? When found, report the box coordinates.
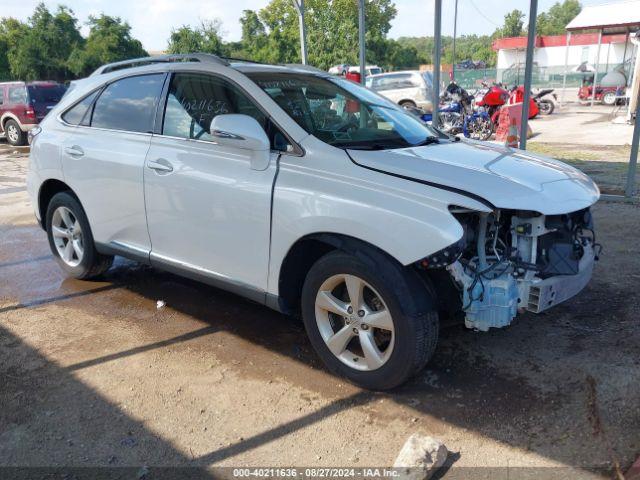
[1,144,638,479]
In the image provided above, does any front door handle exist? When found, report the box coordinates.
[146,159,173,173]
[64,146,84,158]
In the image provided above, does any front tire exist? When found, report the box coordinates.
[5,119,26,146]
[399,100,417,109]
[301,250,438,390]
[467,116,494,141]
[45,192,113,279]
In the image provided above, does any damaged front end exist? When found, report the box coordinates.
[420,206,600,331]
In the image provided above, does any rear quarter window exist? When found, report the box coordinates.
[61,90,100,126]
[28,85,67,104]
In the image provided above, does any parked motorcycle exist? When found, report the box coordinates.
[438,82,493,141]
[474,82,510,125]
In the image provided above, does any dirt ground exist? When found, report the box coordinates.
[1,144,639,479]
[528,104,633,147]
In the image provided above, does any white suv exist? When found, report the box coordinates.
[366,70,434,111]
[27,54,600,390]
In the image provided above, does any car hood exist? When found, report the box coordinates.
[348,139,600,215]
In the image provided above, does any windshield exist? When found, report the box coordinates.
[422,71,433,87]
[28,85,67,104]
[246,72,438,149]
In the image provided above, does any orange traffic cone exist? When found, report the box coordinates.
[505,117,519,148]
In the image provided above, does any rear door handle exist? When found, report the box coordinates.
[64,146,84,158]
[146,159,173,173]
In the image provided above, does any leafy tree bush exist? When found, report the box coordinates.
[167,20,229,57]
[68,14,147,77]
[0,0,582,81]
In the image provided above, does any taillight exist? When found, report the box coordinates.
[25,106,36,120]
[28,126,42,145]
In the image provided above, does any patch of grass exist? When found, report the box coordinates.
[526,142,636,195]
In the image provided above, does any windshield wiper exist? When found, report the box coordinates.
[411,136,440,147]
[344,144,391,150]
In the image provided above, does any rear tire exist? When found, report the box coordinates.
[301,250,438,390]
[5,119,26,146]
[602,92,616,106]
[45,192,113,279]
[538,99,555,115]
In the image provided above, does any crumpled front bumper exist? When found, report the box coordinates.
[521,244,596,314]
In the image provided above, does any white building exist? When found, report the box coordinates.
[492,0,640,87]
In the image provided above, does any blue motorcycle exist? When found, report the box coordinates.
[438,83,493,141]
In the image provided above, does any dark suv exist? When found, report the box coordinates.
[0,81,67,146]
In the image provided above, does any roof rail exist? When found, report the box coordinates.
[282,64,326,74]
[90,53,230,76]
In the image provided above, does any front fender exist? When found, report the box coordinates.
[267,139,490,295]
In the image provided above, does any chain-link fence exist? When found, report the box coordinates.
[453,62,634,92]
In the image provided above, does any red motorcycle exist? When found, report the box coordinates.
[474,83,539,127]
[473,82,510,125]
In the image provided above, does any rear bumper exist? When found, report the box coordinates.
[522,245,595,313]
[20,123,38,132]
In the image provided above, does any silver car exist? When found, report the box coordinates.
[366,70,433,112]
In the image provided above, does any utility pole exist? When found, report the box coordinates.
[519,0,538,149]
[358,0,366,85]
[291,0,308,65]
[433,0,442,126]
[452,0,458,81]
[591,30,603,107]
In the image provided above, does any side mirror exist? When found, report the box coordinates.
[210,114,271,170]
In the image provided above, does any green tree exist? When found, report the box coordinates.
[238,10,268,60]
[167,20,229,56]
[384,40,419,70]
[8,3,83,81]
[68,14,147,77]
[236,0,397,69]
[0,18,29,80]
[537,0,581,35]
[395,34,497,68]
[499,9,525,38]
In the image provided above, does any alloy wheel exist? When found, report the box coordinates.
[7,124,19,144]
[51,206,84,267]
[315,274,395,371]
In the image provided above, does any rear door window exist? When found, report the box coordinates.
[91,74,165,133]
[8,86,27,104]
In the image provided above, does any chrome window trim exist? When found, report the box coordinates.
[56,68,305,157]
[57,73,166,133]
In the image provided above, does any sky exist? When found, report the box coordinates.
[0,0,609,51]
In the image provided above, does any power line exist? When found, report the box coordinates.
[466,0,502,28]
